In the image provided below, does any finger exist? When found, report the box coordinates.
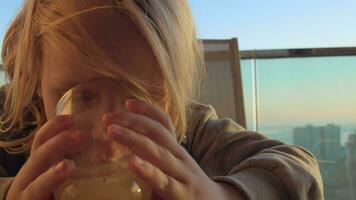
[23,159,75,200]
[17,130,86,189]
[31,115,75,152]
[103,111,185,158]
[125,99,175,133]
[151,192,164,200]
[129,155,185,200]
[108,125,189,182]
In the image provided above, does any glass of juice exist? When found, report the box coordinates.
[54,78,152,200]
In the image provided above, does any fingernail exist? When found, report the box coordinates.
[104,113,118,120]
[134,156,144,166]
[127,98,139,103]
[126,98,139,106]
[55,160,75,174]
[63,115,75,126]
[69,130,82,141]
[109,125,125,135]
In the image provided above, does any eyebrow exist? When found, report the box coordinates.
[51,77,79,94]
[52,77,103,94]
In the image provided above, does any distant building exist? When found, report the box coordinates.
[346,133,356,198]
[293,124,346,198]
[293,124,342,161]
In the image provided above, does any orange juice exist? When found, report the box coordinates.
[55,160,151,200]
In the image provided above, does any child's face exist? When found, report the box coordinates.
[39,9,162,119]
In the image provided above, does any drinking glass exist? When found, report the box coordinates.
[54,78,152,200]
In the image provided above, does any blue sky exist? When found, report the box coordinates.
[188,0,356,50]
[1,0,356,50]
[0,1,23,50]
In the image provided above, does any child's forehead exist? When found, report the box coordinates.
[83,11,148,63]
[41,8,162,92]
[52,0,141,48]
[42,41,100,90]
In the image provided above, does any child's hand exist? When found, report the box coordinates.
[6,116,85,200]
[103,99,245,200]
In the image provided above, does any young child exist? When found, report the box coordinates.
[0,0,323,199]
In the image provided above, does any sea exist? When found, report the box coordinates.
[253,123,356,146]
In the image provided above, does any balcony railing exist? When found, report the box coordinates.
[240,47,356,200]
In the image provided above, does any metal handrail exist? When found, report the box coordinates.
[240,47,356,59]
[1,47,356,69]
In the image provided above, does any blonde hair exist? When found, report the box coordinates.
[0,0,204,154]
